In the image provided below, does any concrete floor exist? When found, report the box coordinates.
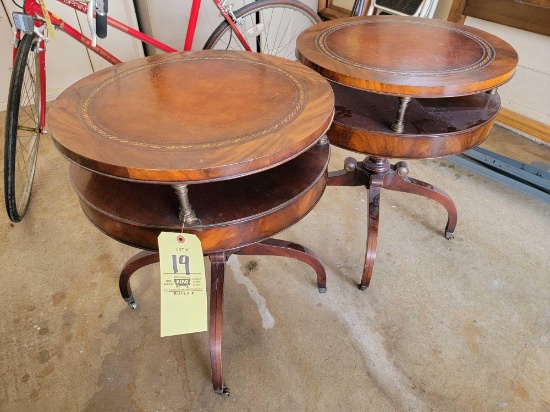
[1,112,550,411]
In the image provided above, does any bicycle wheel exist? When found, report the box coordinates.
[4,33,41,222]
[204,0,320,60]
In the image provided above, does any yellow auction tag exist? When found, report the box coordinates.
[37,0,56,40]
[158,232,207,337]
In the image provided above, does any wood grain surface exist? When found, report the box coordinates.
[70,144,330,253]
[49,50,334,183]
[496,108,550,146]
[296,16,518,97]
[327,82,500,158]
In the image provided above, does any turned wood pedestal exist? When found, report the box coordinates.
[49,50,334,394]
[297,16,518,289]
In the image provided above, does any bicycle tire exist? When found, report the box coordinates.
[4,33,41,222]
[203,0,320,60]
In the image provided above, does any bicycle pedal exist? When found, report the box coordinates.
[12,12,35,33]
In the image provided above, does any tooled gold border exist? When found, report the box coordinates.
[80,56,307,150]
[315,19,496,76]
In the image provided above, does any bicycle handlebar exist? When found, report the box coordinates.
[87,0,108,47]
[96,0,108,39]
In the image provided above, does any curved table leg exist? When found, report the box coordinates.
[384,170,457,240]
[209,252,230,396]
[360,181,382,290]
[236,238,327,292]
[330,158,458,289]
[119,251,160,309]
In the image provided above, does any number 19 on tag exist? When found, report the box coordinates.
[158,232,207,337]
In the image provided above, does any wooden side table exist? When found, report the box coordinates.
[297,16,518,289]
[49,50,334,394]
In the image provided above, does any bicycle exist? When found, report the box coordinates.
[4,0,321,222]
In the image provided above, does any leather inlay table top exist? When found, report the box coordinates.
[296,16,518,97]
[49,50,334,183]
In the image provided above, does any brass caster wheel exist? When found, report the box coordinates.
[215,387,230,396]
[124,294,137,309]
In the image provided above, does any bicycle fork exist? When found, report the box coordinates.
[11,19,48,134]
[221,0,270,48]
[187,0,253,52]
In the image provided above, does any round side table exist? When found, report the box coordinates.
[49,50,334,394]
[297,16,518,290]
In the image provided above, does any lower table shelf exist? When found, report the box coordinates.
[328,81,501,159]
[70,144,330,253]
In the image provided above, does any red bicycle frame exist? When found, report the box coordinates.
[15,0,253,132]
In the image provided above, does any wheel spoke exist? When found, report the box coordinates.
[205,1,319,61]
